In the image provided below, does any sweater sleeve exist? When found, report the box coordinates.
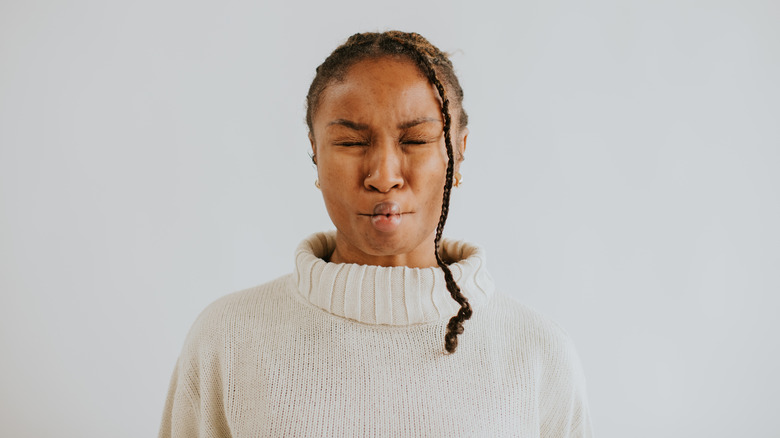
[158,307,233,438]
[538,327,594,438]
[159,358,200,438]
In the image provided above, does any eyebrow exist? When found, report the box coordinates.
[327,119,369,131]
[326,117,441,131]
[397,117,441,130]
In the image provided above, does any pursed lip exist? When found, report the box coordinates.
[373,201,400,216]
[357,200,413,217]
[357,212,414,217]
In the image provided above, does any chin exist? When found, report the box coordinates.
[361,234,415,255]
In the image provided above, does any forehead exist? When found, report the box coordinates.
[313,57,442,126]
[339,56,429,88]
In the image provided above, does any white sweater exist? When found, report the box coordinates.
[159,232,593,437]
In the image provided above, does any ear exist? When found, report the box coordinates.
[309,133,317,165]
[454,127,468,171]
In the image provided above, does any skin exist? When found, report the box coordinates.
[310,56,467,268]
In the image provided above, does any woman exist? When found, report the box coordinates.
[160,31,592,437]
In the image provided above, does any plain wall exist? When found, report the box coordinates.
[1,0,778,436]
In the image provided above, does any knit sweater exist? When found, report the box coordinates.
[159,232,593,437]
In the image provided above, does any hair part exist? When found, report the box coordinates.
[306,31,472,354]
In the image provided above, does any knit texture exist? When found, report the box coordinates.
[159,232,593,437]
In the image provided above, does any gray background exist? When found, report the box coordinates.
[1,0,778,437]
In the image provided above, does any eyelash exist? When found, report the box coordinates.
[401,139,429,145]
[333,132,437,147]
[334,140,430,147]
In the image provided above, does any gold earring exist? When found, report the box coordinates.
[454,172,463,187]
[315,179,320,189]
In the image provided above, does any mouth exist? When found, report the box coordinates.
[357,212,413,219]
[356,201,412,217]
[358,201,412,232]
[373,201,401,216]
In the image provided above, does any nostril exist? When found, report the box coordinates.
[364,168,404,193]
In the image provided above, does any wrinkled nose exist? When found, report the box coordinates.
[364,141,404,193]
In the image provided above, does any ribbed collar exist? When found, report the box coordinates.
[293,231,495,326]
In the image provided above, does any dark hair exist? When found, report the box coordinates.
[306,31,471,354]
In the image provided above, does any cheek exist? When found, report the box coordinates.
[318,157,355,186]
[409,150,448,184]
[319,186,353,228]
[318,162,357,216]
[409,157,447,213]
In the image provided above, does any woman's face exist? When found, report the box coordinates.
[310,56,467,268]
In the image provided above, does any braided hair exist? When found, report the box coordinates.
[306,31,471,354]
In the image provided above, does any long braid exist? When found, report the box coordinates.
[306,31,472,353]
[383,34,472,354]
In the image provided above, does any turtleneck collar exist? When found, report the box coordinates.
[293,231,495,326]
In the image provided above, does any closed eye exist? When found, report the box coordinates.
[401,136,438,145]
[335,142,369,147]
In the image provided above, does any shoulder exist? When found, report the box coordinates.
[486,291,579,352]
[179,274,296,356]
[481,291,587,383]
